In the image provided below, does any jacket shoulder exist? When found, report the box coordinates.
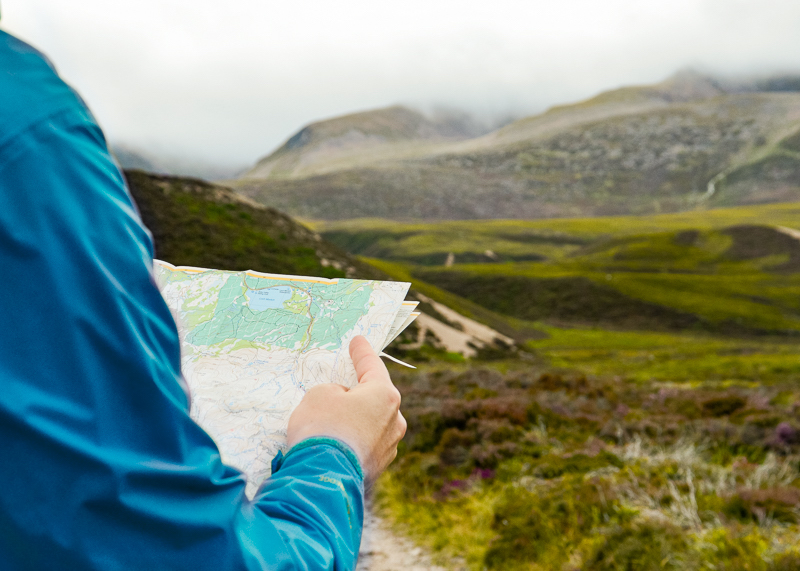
[0,31,88,147]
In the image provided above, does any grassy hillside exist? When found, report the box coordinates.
[125,170,514,359]
[124,170,382,279]
[370,251,800,570]
[319,202,800,336]
[365,202,800,570]
[318,202,800,262]
[231,74,800,220]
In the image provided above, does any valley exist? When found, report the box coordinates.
[316,202,800,569]
[318,202,800,337]
[125,102,800,568]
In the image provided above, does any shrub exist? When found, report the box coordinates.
[703,396,747,417]
[723,487,800,524]
[771,552,800,571]
[483,477,628,570]
[584,522,692,571]
[532,452,623,479]
[407,410,445,452]
[435,428,476,466]
[773,422,800,446]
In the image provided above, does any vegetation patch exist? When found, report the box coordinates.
[725,153,800,189]
[414,270,706,331]
[324,203,800,337]
[723,487,800,524]
[723,225,800,272]
[780,129,800,154]
[376,342,800,569]
[319,229,420,259]
[702,395,747,417]
[126,170,354,277]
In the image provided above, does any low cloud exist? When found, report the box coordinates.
[4,0,800,170]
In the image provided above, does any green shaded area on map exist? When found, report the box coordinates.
[182,273,375,351]
[302,279,373,350]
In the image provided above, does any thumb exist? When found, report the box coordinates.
[349,335,390,384]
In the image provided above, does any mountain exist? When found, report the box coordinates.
[113,145,245,181]
[720,73,800,94]
[243,105,493,180]
[230,72,800,220]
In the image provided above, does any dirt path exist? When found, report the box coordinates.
[356,509,450,571]
[777,226,800,241]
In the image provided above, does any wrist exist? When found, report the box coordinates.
[274,436,365,481]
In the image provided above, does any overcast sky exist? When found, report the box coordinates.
[4,0,800,172]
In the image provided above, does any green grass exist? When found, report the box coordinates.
[352,206,800,569]
[603,272,800,331]
[376,329,800,570]
[365,257,548,342]
[349,218,800,336]
[424,263,800,328]
[126,170,348,278]
[528,326,800,384]
[317,201,800,261]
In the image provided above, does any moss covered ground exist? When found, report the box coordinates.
[124,170,391,281]
[317,201,800,263]
[322,203,800,336]
[377,329,800,570]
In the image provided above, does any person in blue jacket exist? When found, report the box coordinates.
[0,26,406,571]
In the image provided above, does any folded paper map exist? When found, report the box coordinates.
[154,260,417,497]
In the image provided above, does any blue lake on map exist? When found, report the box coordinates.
[245,286,293,311]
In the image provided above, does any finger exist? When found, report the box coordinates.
[397,411,407,439]
[349,335,390,384]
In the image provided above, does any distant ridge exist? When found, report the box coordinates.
[245,105,491,180]
[112,145,244,181]
[573,70,724,107]
[231,71,800,220]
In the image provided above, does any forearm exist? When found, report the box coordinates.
[251,440,365,571]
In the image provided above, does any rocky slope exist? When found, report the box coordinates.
[231,72,800,220]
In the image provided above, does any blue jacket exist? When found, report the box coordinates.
[0,30,363,570]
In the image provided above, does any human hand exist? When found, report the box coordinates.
[287,335,407,486]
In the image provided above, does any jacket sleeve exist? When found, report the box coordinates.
[0,32,363,571]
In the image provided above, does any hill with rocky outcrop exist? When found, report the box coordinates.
[230,71,800,220]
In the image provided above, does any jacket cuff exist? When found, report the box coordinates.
[272,437,365,481]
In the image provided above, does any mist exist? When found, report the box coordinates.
[3,0,800,175]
